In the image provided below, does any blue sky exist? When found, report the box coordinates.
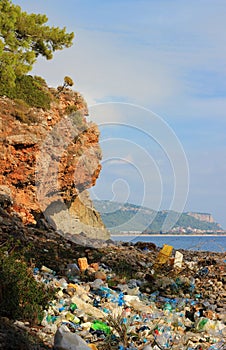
[14,0,226,229]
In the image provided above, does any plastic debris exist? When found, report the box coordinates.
[41,265,55,274]
[90,320,110,335]
[78,257,89,271]
[30,245,225,350]
[157,244,173,264]
[174,251,183,268]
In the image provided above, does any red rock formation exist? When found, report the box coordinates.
[0,89,108,239]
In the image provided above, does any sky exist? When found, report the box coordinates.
[14,0,226,229]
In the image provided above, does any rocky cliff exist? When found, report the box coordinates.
[186,212,214,223]
[0,87,109,240]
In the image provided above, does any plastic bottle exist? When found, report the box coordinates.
[143,345,153,350]
[41,265,55,274]
[196,317,208,331]
[207,341,226,350]
[91,320,111,335]
[33,267,39,275]
[118,346,124,350]
[118,292,125,306]
[155,334,169,348]
[70,303,78,312]
[163,302,172,312]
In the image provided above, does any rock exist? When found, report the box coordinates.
[54,325,90,350]
[94,271,107,281]
[0,92,109,239]
[89,262,99,271]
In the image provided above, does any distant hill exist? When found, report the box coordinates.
[93,200,222,233]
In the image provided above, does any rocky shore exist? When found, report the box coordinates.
[0,206,225,349]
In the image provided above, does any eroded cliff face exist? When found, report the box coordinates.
[187,212,214,223]
[0,88,109,240]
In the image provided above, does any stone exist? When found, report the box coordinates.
[0,92,109,239]
[89,262,99,271]
[54,325,90,350]
[94,271,107,281]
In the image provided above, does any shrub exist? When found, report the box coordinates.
[65,104,79,114]
[14,75,51,109]
[0,250,55,324]
[14,98,30,111]
[12,99,38,125]
[63,76,74,87]
[34,75,48,87]
[14,110,27,124]
[0,75,52,109]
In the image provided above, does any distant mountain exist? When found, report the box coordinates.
[93,200,222,233]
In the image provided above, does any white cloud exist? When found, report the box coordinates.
[32,28,180,108]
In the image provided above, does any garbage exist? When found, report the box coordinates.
[88,345,98,350]
[94,271,107,281]
[71,295,106,319]
[41,265,55,274]
[174,251,183,269]
[207,341,226,349]
[66,263,80,279]
[90,279,104,289]
[29,243,225,350]
[78,257,89,271]
[90,262,99,272]
[157,244,173,264]
[198,266,209,277]
[90,320,110,335]
[54,324,91,349]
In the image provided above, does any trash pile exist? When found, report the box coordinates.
[26,245,226,350]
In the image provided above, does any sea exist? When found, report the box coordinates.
[111,235,226,253]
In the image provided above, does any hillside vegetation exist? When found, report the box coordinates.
[93,200,222,233]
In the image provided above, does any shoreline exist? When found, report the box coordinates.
[111,233,226,237]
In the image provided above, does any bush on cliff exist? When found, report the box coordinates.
[0,75,52,109]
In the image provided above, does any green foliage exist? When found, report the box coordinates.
[11,98,39,124]
[34,75,48,87]
[0,0,74,88]
[14,98,29,110]
[0,75,52,109]
[93,200,155,232]
[15,75,51,109]
[63,76,74,87]
[93,200,221,233]
[65,104,79,114]
[0,250,55,324]
[13,100,29,123]
[104,313,129,349]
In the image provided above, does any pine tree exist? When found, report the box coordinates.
[0,0,74,88]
